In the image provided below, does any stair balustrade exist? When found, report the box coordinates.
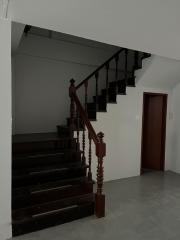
[69,47,151,218]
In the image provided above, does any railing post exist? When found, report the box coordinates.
[95,72,99,112]
[82,123,86,165]
[88,133,92,181]
[69,79,76,138]
[105,63,109,103]
[134,50,139,69]
[115,54,119,94]
[84,80,88,112]
[125,49,128,85]
[76,108,80,150]
[95,132,106,218]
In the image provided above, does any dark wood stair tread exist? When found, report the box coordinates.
[13,161,87,176]
[13,137,77,155]
[13,176,90,195]
[13,132,67,143]
[13,148,82,159]
[12,201,94,236]
[12,193,94,220]
[12,166,87,188]
[12,149,82,171]
[12,180,93,210]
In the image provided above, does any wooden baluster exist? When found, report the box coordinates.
[82,123,86,165]
[105,63,109,103]
[76,108,80,150]
[134,50,139,69]
[125,49,128,85]
[81,81,88,165]
[69,79,76,138]
[95,132,106,218]
[88,133,92,180]
[84,80,88,112]
[95,72,99,112]
[115,54,119,94]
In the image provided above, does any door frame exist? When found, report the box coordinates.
[140,92,168,174]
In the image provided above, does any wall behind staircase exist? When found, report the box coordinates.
[13,33,120,134]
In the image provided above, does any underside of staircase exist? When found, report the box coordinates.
[12,48,151,236]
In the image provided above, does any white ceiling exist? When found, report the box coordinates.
[6,0,180,61]
[7,1,180,90]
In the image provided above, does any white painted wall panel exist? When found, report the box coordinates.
[0,19,12,240]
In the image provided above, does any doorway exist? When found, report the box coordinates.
[141,93,167,173]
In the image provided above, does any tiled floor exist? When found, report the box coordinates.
[12,171,180,240]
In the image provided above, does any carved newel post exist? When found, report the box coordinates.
[69,79,76,138]
[95,132,106,218]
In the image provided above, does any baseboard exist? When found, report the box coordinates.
[0,222,12,240]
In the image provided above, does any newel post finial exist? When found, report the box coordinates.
[69,78,76,97]
[70,78,75,85]
[97,132,104,141]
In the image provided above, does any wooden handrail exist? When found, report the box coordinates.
[76,48,126,90]
[69,48,127,218]
[69,79,106,218]
[69,47,150,218]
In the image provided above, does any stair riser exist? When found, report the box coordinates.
[13,139,77,154]
[56,126,71,137]
[13,168,86,188]
[13,194,94,219]
[117,81,126,94]
[12,183,93,209]
[12,202,94,236]
[87,110,96,120]
[13,152,82,170]
[98,103,106,111]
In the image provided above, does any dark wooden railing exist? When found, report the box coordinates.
[69,79,105,217]
[76,48,125,90]
[69,47,144,217]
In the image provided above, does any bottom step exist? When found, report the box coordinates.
[12,201,94,236]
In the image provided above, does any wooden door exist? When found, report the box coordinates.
[141,93,167,172]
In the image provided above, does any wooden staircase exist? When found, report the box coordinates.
[12,133,94,236]
[84,51,151,120]
[12,48,151,236]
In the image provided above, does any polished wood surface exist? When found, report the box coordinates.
[141,93,167,171]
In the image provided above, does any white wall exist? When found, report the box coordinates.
[11,21,24,54]
[170,83,180,173]
[7,0,180,61]
[77,56,176,182]
[137,56,180,89]
[82,86,172,182]
[13,33,121,134]
[0,19,12,240]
